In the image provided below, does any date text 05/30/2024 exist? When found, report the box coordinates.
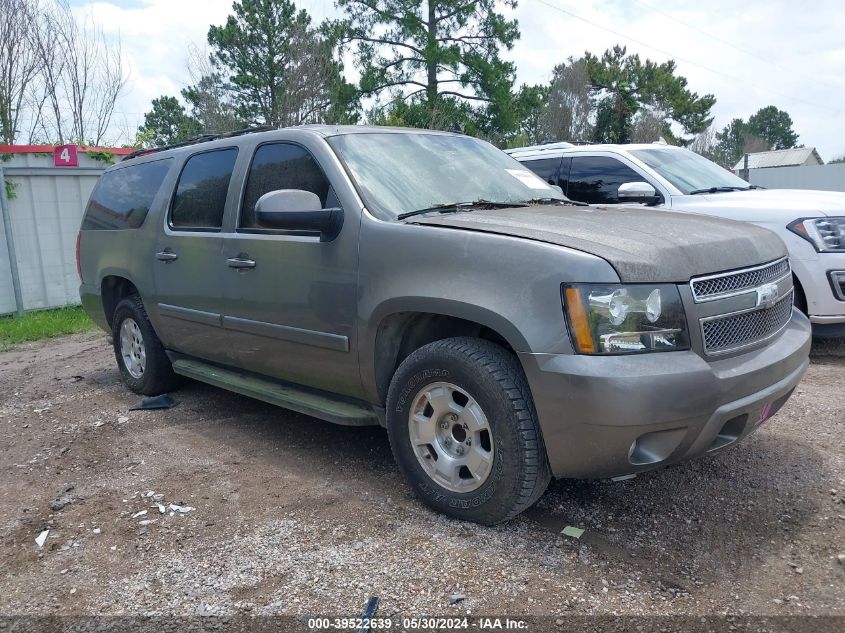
[307,616,529,630]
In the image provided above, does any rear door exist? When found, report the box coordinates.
[519,157,562,186]
[151,147,239,363]
[219,140,361,398]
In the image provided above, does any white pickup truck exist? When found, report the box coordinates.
[508,142,845,338]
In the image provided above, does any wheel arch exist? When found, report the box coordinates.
[792,272,808,315]
[364,298,530,405]
[100,274,141,328]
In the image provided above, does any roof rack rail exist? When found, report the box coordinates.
[121,125,278,162]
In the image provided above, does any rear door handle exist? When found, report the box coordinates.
[227,257,256,269]
[155,251,178,262]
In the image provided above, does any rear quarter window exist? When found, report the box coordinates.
[81,158,173,230]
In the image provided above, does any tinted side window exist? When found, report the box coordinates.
[170,148,238,230]
[521,157,562,185]
[240,143,332,229]
[558,157,572,193]
[82,159,172,230]
[567,156,645,204]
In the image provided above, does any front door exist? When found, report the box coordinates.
[220,141,361,398]
[567,155,655,204]
[151,147,239,364]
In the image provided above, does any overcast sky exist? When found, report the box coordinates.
[69,0,845,160]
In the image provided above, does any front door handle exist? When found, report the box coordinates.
[227,256,256,269]
[155,250,178,262]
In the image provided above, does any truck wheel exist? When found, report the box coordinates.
[112,295,178,395]
[386,337,550,524]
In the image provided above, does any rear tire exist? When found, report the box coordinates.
[112,295,178,395]
[386,337,550,524]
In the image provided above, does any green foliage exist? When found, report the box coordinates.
[136,96,201,148]
[746,105,799,150]
[714,106,799,168]
[0,153,12,163]
[507,84,548,146]
[583,45,715,145]
[0,306,96,351]
[338,0,519,134]
[85,149,115,165]
[373,95,480,133]
[714,118,748,167]
[4,178,17,200]
[206,0,358,126]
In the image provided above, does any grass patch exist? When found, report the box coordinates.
[0,306,98,352]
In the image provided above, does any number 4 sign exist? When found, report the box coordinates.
[54,144,78,167]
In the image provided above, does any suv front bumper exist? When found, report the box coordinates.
[792,252,845,331]
[519,309,812,479]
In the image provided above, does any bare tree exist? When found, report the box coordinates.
[540,59,592,142]
[630,107,669,143]
[34,2,128,144]
[0,0,43,143]
[29,1,67,141]
[742,134,770,155]
[689,124,718,161]
[182,44,242,134]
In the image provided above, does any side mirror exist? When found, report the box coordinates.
[617,182,660,205]
[255,189,343,240]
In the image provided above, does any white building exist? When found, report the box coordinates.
[733,147,824,171]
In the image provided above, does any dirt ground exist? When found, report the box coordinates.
[0,332,843,627]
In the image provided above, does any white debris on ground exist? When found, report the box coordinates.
[126,491,195,522]
[35,530,49,548]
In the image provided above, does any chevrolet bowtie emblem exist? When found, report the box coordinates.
[756,283,780,309]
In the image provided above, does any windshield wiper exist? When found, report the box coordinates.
[522,197,586,206]
[397,200,526,221]
[689,185,758,195]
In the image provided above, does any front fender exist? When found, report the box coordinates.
[356,215,619,403]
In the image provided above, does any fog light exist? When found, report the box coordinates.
[830,271,845,301]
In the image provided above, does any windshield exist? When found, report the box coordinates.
[328,132,565,220]
[630,147,750,194]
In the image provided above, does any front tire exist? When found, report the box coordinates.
[112,295,178,395]
[386,337,550,524]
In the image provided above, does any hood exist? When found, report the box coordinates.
[677,188,845,220]
[413,205,786,283]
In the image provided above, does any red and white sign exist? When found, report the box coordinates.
[54,144,79,167]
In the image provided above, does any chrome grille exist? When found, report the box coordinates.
[702,291,793,354]
[691,258,790,302]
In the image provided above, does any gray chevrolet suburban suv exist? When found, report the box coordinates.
[78,126,811,524]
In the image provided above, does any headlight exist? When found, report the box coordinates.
[563,284,690,354]
[787,217,845,252]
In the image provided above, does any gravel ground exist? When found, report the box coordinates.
[0,332,843,628]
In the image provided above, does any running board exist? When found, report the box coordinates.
[171,358,380,427]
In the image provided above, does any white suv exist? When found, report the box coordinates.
[507,142,845,338]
